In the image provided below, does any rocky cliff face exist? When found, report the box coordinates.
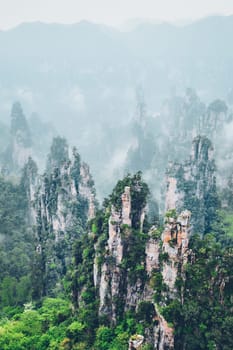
[162,210,191,296]
[21,156,39,225]
[23,163,194,348]
[125,91,229,216]
[24,138,96,298]
[1,102,32,175]
[165,135,218,234]
[140,210,191,350]
[96,184,145,323]
[93,174,149,322]
[145,233,160,274]
[92,174,184,349]
[148,308,174,350]
[21,131,217,348]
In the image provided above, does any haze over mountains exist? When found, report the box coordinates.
[1,12,233,349]
[1,15,233,120]
[1,15,233,196]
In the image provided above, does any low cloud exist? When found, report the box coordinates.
[63,86,86,113]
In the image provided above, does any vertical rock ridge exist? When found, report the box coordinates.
[165,136,218,234]
[95,175,149,324]
[162,210,191,294]
[26,138,96,297]
[2,102,32,175]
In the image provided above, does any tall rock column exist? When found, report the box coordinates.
[95,173,149,324]
[30,138,96,297]
[162,210,191,295]
[99,186,132,323]
[165,135,218,235]
[2,102,32,175]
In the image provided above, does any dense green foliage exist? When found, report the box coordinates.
[163,234,233,350]
[0,157,232,349]
[110,171,149,229]
[0,176,33,311]
[0,299,147,350]
[0,298,72,350]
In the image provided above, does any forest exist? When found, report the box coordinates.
[0,12,233,350]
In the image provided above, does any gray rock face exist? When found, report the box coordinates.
[125,92,229,218]
[2,102,32,175]
[153,308,174,350]
[129,334,144,349]
[94,181,178,349]
[96,185,146,323]
[162,210,191,295]
[165,135,218,234]
[21,156,39,225]
[25,143,96,297]
[145,236,160,274]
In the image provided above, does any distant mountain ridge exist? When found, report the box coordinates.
[0,15,233,197]
[2,15,233,55]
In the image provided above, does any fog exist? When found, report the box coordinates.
[1,15,233,201]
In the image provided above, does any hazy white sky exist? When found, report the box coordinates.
[0,0,233,29]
